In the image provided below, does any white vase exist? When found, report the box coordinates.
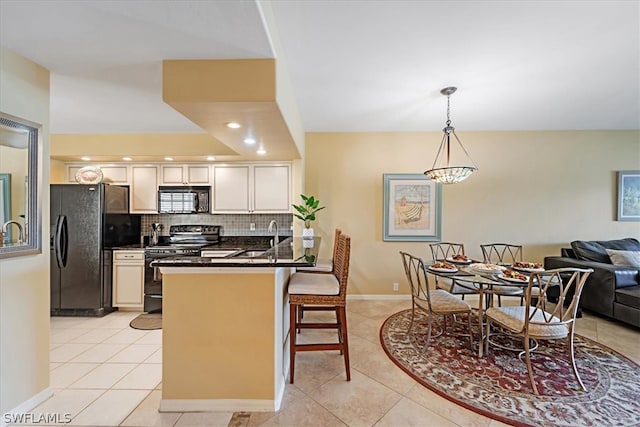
[302,227,314,239]
[303,238,315,248]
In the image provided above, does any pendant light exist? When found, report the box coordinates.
[424,87,477,184]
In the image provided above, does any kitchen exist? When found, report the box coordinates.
[49,161,298,315]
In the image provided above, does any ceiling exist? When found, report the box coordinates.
[0,0,638,162]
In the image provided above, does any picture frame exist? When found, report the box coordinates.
[617,170,640,222]
[383,173,441,241]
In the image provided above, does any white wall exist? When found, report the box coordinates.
[305,131,640,295]
[0,47,51,417]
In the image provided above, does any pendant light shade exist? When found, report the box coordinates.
[424,87,477,184]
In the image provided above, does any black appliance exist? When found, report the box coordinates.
[50,184,141,316]
[158,186,210,214]
[144,224,221,313]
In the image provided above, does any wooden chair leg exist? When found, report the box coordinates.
[289,303,297,384]
[338,306,351,381]
[297,305,303,333]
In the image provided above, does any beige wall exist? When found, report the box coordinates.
[305,131,640,295]
[0,47,50,414]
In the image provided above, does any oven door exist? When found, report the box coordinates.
[144,252,174,313]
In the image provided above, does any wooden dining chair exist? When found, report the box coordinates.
[288,233,351,383]
[485,267,593,395]
[428,242,476,298]
[400,251,474,352]
[480,243,525,305]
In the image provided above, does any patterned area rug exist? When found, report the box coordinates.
[380,309,640,427]
[129,313,162,330]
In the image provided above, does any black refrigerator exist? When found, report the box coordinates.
[50,184,141,316]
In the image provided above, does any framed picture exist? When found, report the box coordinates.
[383,174,441,241]
[617,170,640,221]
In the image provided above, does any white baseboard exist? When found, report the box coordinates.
[347,294,411,301]
[1,387,53,427]
[159,398,278,413]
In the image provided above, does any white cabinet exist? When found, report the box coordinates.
[253,165,290,211]
[113,250,145,309]
[212,163,291,213]
[66,164,129,184]
[213,165,250,211]
[131,165,159,213]
[160,165,210,185]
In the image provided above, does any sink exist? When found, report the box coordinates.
[232,250,267,258]
[201,249,243,258]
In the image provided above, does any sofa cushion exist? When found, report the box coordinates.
[606,249,640,268]
[571,238,640,264]
[616,286,640,309]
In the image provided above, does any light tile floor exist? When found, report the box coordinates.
[14,299,640,426]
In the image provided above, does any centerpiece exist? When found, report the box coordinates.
[292,194,325,241]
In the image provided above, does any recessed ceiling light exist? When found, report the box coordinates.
[243,137,256,145]
[81,156,91,161]
[122,157,132,161]
[256,147,267,155]
[206,156,216,161]
[226,122,241,129]
[164,157,174,161]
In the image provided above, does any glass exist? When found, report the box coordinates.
[0,112,42,258]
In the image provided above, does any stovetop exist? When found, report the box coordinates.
[146,224,222,254]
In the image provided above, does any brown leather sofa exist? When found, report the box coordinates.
[544,238,640,328]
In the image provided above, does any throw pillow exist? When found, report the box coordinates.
[606,249,640,268]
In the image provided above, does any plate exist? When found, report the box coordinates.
[75,166,104,184]
[497,273,529,284]
[446,256,472,264]
[511,265,545,273]
[469,263,506,275]
[428,266,458,273]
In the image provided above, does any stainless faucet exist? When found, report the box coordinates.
[268,220,279,247]
[2,220,24,244]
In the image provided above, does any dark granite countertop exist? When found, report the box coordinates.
[112,244,146,250]
[151,237,321,268]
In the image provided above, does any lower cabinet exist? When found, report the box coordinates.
[113,250,145,309]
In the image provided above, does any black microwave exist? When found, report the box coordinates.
[158,186,210,214]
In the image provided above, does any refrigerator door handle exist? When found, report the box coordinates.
[55,215,64,268]
[60,215,68,267]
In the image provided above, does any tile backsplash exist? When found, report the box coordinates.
[140,213,293,237]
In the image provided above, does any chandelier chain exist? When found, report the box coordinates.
[446,93,451,127]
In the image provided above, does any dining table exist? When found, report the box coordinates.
[426,260,532,357]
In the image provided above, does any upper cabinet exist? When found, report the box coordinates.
[213,163,290,213]
[130,165,159,214]
[62,162,290,215]
[160,165,210,186]
[67,164,129,185]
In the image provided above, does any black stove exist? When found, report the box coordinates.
[145,224,221,255]
[143,224,221,312]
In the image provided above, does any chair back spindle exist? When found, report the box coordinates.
[429,242,465,261]
[481,243,523,265]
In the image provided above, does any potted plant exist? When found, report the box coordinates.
[292,194,325,239]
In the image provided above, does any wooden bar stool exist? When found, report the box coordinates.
[288,233,351,383]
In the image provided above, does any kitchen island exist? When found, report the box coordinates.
[152,237,320,413]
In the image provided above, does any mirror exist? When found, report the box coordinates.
[0,112,41,258]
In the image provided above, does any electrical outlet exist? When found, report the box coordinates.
[393,282,399,292]
[249,223,256,231]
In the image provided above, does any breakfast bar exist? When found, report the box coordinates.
[151,237,320,413]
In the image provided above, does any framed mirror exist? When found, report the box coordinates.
[0,112,42,258]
